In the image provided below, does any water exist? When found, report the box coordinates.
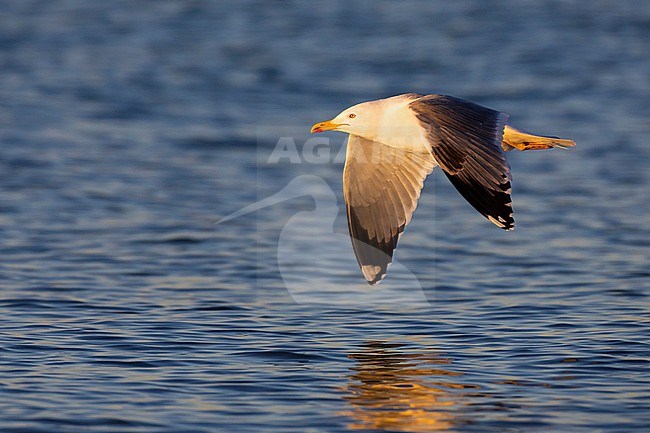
[1,1,648,432]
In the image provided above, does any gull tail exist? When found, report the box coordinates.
[501,125,576,152]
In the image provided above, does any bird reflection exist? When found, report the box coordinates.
[342,341,478,432]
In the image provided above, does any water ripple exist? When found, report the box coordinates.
[1,1,649,432]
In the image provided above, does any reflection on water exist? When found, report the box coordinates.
[342,341,479,432]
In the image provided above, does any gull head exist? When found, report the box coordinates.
[310,101,382,139]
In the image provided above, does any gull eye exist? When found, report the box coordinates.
[348,113,356,119]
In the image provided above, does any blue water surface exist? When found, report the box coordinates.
[0,1,648,432]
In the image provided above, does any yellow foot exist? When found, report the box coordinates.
[501,125,576,152]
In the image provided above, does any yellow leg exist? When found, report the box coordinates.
[501,125,576,152]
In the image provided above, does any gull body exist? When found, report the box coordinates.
[311,93,575,285]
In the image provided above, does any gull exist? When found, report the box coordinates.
[311,93,575,285]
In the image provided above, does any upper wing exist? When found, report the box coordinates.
[409,94,514,230]
[343,134,436,285]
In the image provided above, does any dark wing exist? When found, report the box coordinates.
[343,135,436,285]
[410,94,514,230]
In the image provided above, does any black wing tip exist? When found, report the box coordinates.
[444,172,514,231]
[488,214,515,230]
[364,268,387,285]
[348,207,398,284]
[354,241,392,285]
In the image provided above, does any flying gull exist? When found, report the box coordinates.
[311,93,575,285]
